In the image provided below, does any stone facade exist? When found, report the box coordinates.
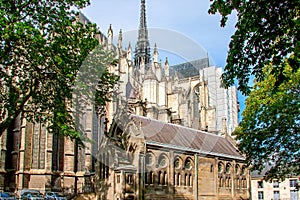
[94,0,248,199]
[0,0,245,199]
[0,13,106,195]
[95,114,249,200]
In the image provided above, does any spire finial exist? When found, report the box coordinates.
[135,0,151,67]
[165,57,169,66]
[118,29,122,49]
[154,43,157,52]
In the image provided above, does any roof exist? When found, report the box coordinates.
[170,58,210,79]
[130,114,244,160]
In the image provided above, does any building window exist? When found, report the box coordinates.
[257,181,263,188]
[273,191,280,200]
[158,171,161,185]
[127,174,133,185]
[290,190,298,200]
[158,171,165,185]
[145,172,148,184]
[235,165,240,175]
[184,158,192,170]
[242,178,247,188]
[145,154,153,166]
[236,178,240,189]
[174,158,181,169]
[273,179,279,188]
[226,164,231,174]
[149,171,153,184]
[290,179,298,188]
[163,171,167,185]
[241,166,246,175]
[158,154,167,168]
[117,175,120,183]
[218,162,224,173]
[185,174,188,186]
[258,191,264,200]
[219,177,223,188]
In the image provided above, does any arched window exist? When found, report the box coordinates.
[236,178,240,189]
[218,162,224,173]
[158,171,162,185]
[219,177,223,187]
[163,171,167,185]
[149,171,153,184]
[226,164,231,174]
[242,178,247,188]
[146,154,152,166]
[178,173,181,186]
[145,172,148,184]
[241,166,246,175]
[158,154,168,168]
[193,86,200,119]
[184,158,193,170]
[185,173,188,186]
[174,158,181,169]
[235,165,240,175]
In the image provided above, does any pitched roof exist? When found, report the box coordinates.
[130,114,244,160]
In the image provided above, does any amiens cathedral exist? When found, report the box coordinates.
[0,0,250,199]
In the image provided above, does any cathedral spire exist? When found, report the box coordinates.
[134,0,151,67]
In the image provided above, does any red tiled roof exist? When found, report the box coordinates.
[130,114,244,160]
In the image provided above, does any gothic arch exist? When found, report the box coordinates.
[184,157,194,170]
[157,153,169,168]
[145,151,156,167]
[235,164,240,175]
[225,163,232,174]
[192,84,201,120]
[218,162,225,173]
[174,156,183,169]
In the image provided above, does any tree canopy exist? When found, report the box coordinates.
[209,0,300,179]
[0,0,118,143]
[209,0,299,94]
[235,60,300,180]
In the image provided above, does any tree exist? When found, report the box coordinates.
[234,60,300,180]
[0,0,118,143]
[209,0,299,94]
[209,0,300,178]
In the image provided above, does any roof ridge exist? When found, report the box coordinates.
[129,113,225,139]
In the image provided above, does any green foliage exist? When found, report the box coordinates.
[0,0,118,143]
[209,0,300,179]
[234,60,300,180]
[210,0,300,179]
[209,0,299,95]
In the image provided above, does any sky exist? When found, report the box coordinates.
[80,0,237,67]
[80,0,245,115]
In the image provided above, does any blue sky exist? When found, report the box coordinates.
[81,0,237,67]
[80,0,245,115]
